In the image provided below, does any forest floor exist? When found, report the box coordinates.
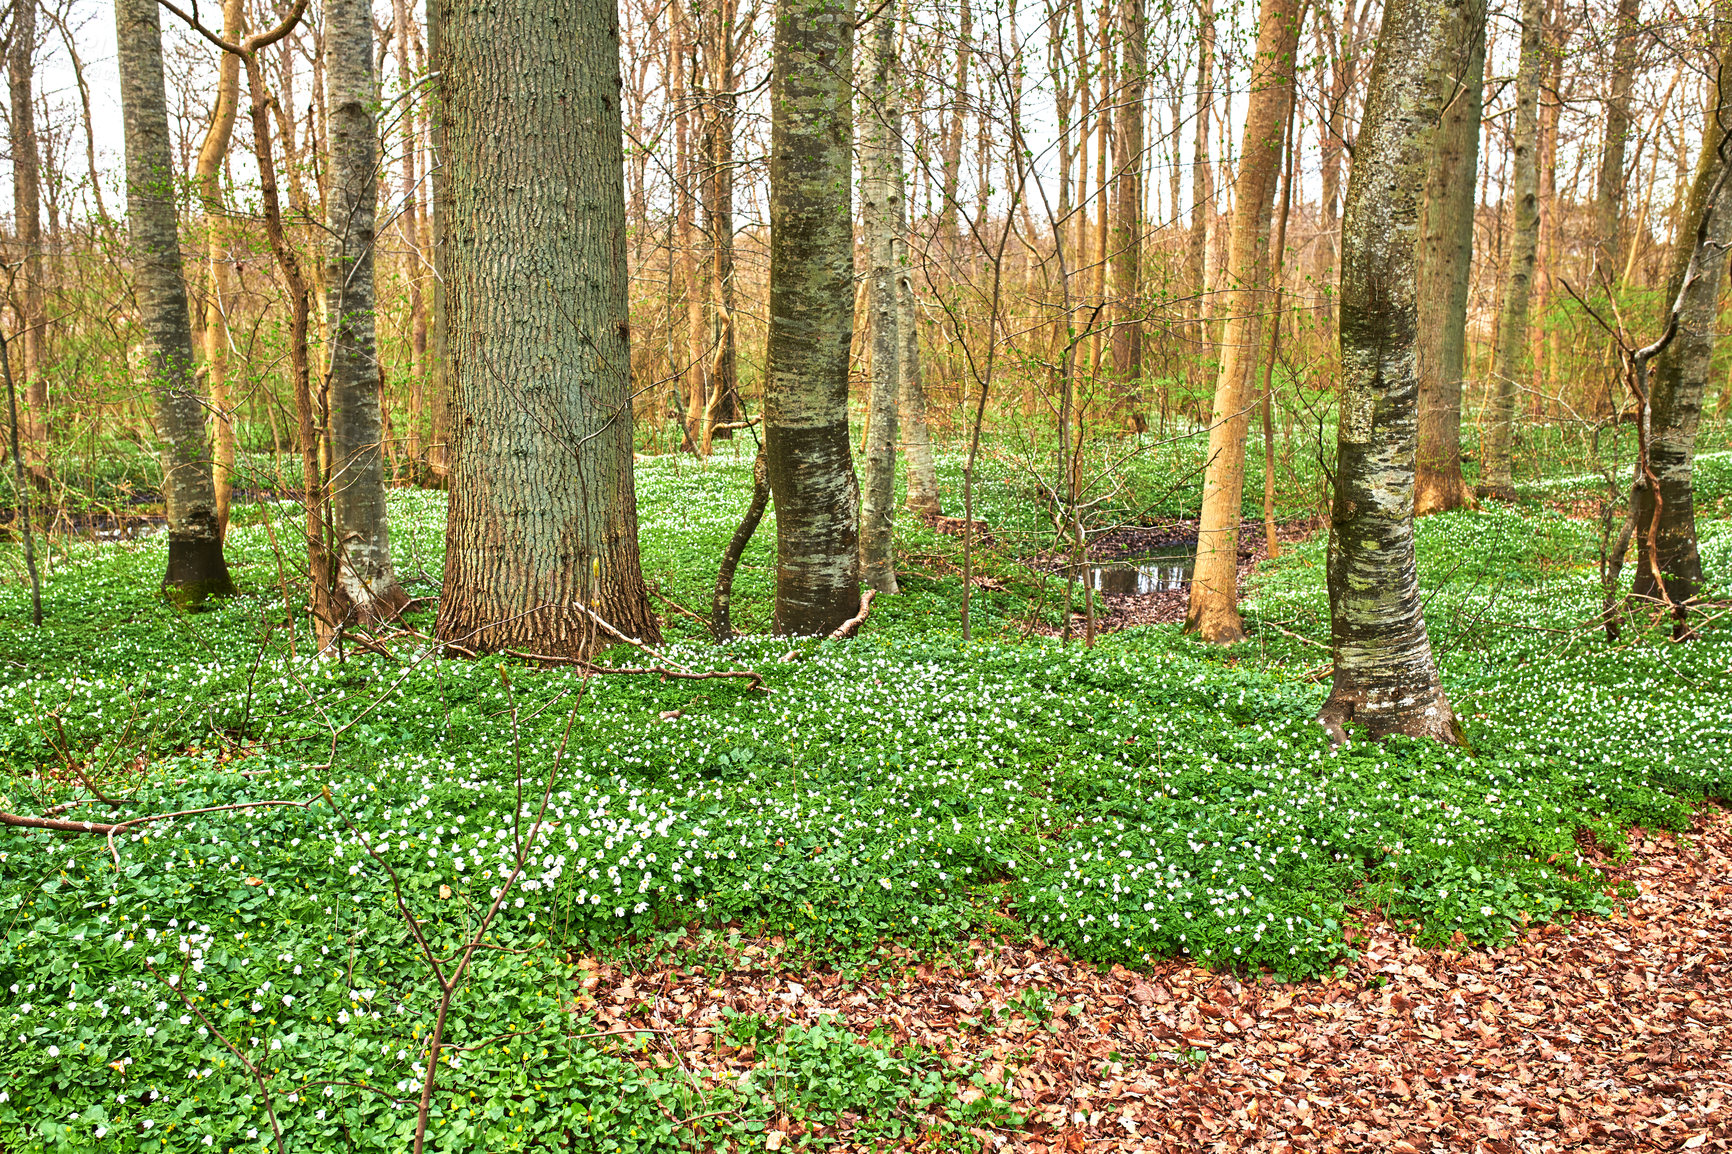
[592,806,1731,1153]
[4,439,1732,1151]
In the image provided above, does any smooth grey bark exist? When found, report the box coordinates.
[860,12,900,596]
[194,0,245,538]
[434,0,659,655]
[1592,0,1641,284]
[1480,0,1543,500]
[1628,55,1732,632]
[1186,0,1214,340]
[391,0,429,467]
[426,0,452,479]
[325,0,405,623]
[1413,0,1485,516]
[115,0,234,604]
[765,0,860,635]
[1318,0,1461,746]
[700,0,742,442]
[9,0,45,482]
[898,261,942,515]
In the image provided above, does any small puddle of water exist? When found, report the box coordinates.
[1073,545,1196,595]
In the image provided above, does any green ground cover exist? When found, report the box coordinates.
[2,439,1729,1151]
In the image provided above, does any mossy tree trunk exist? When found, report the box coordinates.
[765,0,860,635]
[115,0,235,605]
[434,0,659,655]
[1318,0,1463,746]
[1480,0,1543,500]
[325,0,406,624]
[1183,0,1301,644]
[860,11,900,596]
[1629,28,1732,633]
[1412,0,1485,516]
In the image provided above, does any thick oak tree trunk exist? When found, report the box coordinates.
[765,0,860,635]
[326,0,406,624]
[1412,0,1485,516]
[115,0,235,605]
[1318,0,1463,746]
[434,0,659,656]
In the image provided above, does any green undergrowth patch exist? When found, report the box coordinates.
[4,459,1732,1150]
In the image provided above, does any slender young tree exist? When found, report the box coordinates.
[116,0,235,603]
[1593,0,1641,285]
[326,0,406,623]
[1627,27,1732,634]
[426,0,452,479]
[435,0,659,654]
[1318,0,1463,745]
[9,0,45,482]
[764,0,860,635]
[1412,0,1485,515]
[193,0,245,538]
[1184,0,1302,644]
[1186,0,1214,351]
[1481,0,1543,500]
[860,11,901,595]
[1111,0,1146,430]
[897,0,941,517]
[391,0,429,468]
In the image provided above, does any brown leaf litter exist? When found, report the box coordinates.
[578,804,1732,1152]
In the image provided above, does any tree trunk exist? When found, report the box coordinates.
[701,0,741,441]
[1318,0,1461,746]
[1183,0,1301,644]
[765,0,860,635]
[1111,0,1146,431]
[860,12,900,595]
[425,0,452,480]
[674,5,710,452]
[940,0,972,259]
[1412,0,1485,516]
[434,0,659,655]
[1628,42,1732,632]
[195,0,245,538]
[1186,0,1214,342]
[1592,0,1639,285]
[1480,0,1542,500]
[9,0,45,483]
[392,0,428,471]
[115,0,235,604]
[326,0,406,624]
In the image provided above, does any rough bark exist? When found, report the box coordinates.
[326,0,406,624]
[860,12,901,595]
[1318,0,1461,746]
[1183,0,1301,644]
[1592,0,1640,285]
[1412,0,1485,516]
[1480,0,1543,500]
[194,0,245,538]
[1628,50,1732,630]
[115,0,235,605]
[9,0,45,482]
[434,0,659,656]
[764,0,860,636]
[1111,0,1146,430]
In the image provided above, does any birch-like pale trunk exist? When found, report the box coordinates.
[325,0,405,623]
[115,0,235,605]
[1412,0,1485,516]
[1318,0,1462,746]
[860,12,901,595]
[1480,0,1542,500]
[1628,45,1732,631]
[9,0,45,482]
[1183,0,1301,644]
[765,0,860,635]
[434,0,659,655]
[194,0,244,538]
